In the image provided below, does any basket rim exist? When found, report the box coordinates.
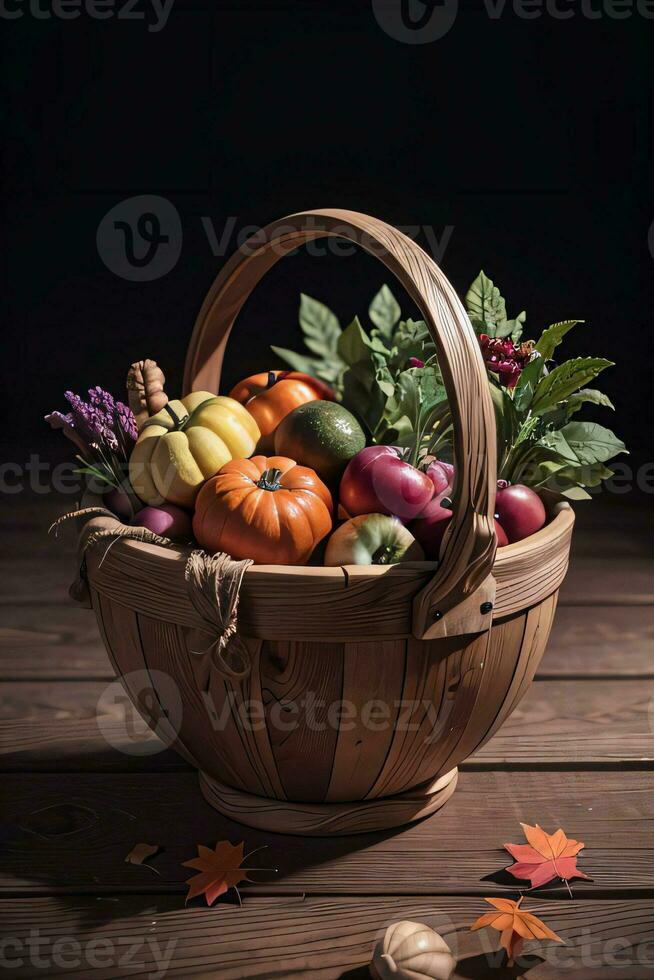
[81,498,573,581]
[82,500,573,639]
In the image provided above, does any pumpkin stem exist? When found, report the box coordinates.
[163,403,185,429]
[256,467,284,491]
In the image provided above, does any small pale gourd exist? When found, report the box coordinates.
[370,920,456,980]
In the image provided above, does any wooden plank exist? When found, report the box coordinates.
[0,771,651,895]
[0,895,653,978]
[1,678,652,771]
[472,678,654,767]
[0,606,112,679]
[542,606,654,677]
[559,558,654,606]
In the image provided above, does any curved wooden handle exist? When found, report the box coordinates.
[183,210,497,639]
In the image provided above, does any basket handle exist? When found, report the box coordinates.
[183,210,497,640]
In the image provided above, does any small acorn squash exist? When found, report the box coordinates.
[129,392,260,508]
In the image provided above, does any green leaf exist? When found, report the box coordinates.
[513,355,544,412]
[342,360,389,438]
[493,311,526,341]
[507,311,527,343]
[535,320,583,360]
[531,357,613,415]
[385,365,447,465]
[271,345,324,376]
[540,428,579,463]
[546,460,614,495]
[465,271,507,334]
[337,317,371,366]
[390,319,435,372]
[491,383,520,475]
[369,285,401,338]
[559,485,593,500]
[521,455,576,488]
[299,293,342,357]
[560,421,627,465]
[566,388,615,417]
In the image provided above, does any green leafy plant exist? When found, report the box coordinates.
[467,271,626,498]
[272,273,626,499]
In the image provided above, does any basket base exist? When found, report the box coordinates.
[198,768,458,836]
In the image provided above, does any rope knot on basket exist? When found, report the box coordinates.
[185,550,253,682]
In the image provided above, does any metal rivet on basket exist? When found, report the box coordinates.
[480,601,493,614]
[433,610,443,621]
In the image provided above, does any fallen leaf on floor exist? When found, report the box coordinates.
[182,840,269,906]
[504,822,591,890]
[125,842,161,869]
[470,896,564,966]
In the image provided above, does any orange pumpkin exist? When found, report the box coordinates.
[193,455,333,565]
[229,371,334,451]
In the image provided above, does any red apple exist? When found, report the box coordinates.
[495,484,546,543]
[131,503,193,541]
[409,491,453,559]
[494,518,509,548]
[425,459,454,495]
[412,498,509,559]
[339,446,434,522]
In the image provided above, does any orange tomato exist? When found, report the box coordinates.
[229,371,334,451]
[193,455,333,565]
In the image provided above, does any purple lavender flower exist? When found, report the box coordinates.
[115,401,138,443]
[46,386,138,493]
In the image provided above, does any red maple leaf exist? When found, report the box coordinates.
[504,822,591,889]
[182,840,262,906]
[471,896,564,965]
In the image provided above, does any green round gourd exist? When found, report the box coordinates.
[273,401,365,484]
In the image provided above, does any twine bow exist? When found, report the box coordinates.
[185,550,253,682]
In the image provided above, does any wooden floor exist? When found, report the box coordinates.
[1,487,653,978]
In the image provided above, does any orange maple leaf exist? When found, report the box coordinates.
[182,840,256,906]
[504,822,591,889]
[471,896,564,965]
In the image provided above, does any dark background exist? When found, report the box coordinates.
[2,0,652,471]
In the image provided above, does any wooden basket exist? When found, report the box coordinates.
[82,210,574,836]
